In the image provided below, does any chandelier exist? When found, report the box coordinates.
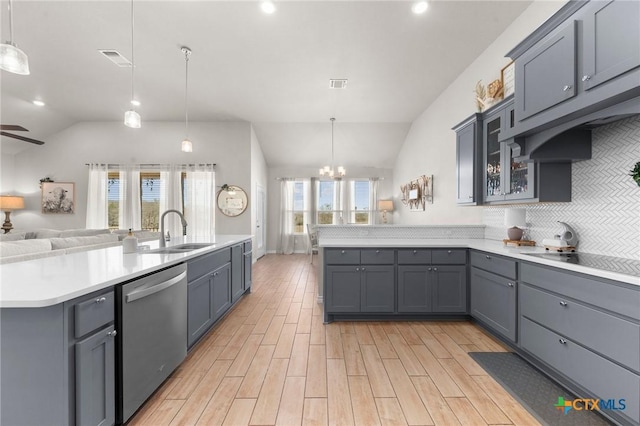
[319,117,345,178]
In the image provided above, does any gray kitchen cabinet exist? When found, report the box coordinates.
[515,21,577,120]
[75,324,116,426]
[470,252,517,343]
[360,266,395,312]
[453,114,482,205]
[325,265,362,312]
[432,266,467,313]
[212,262,232,322]
[244,240,252,292]
[231,243,243,303]
[397,266,431,312]
[582,0,640,91]
[187,273,214,348]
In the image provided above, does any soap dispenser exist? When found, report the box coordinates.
[123,229,138,254]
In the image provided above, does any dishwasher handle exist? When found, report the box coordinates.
[125,270,187,303]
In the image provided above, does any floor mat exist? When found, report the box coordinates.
[468,352,613,426]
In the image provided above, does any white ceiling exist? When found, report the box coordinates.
[0,0,531,164]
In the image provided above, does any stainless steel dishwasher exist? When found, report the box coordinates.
[116,263,187,424]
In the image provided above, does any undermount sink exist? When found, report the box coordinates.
[143,243,213,254]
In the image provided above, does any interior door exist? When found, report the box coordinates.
[255,184,266,259]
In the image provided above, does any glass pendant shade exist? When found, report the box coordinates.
[0,42,29,75]
[124,109,141,128]
[181,139,193,153]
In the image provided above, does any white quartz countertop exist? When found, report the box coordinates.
[319,238,640,286]
[0,235,252,308]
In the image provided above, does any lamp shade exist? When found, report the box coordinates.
[504,208,526,228]
[378,200,394,211]
[0,195,24,210]
[0,42,30,75]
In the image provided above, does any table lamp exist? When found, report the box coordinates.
[378,200,394,224]
[504,208,526,241]
[0,195,25,233]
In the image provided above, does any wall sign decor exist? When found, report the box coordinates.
[501,60,515,97]
[400,175,433,211]
[42,182,75,214]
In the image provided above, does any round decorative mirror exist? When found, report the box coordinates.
[217,185,248,217]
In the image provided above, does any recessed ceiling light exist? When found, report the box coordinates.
[130,99,141,107]
[32,100,45,106]
[412,1,429,14]
[261,1,276,14]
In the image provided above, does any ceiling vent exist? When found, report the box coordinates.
[329,79,348,89]
[99,50,132,67]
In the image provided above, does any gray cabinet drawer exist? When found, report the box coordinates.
[521,284,640,373]
[398,249,431,265]
[432,249,466,265]
[75,291,115,338]
[521,317,640,424]
[470,251,516,279]
[188,248,231,281]
[325,249,360,265]
[521,263,640,321]
[361,249,394,265]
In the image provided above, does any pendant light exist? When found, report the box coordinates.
[0,0,30,75]
[124,0,141,128]
[181,46,193,153]
[319,118,345,178]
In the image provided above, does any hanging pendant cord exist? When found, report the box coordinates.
[8,0,14,44]
[184,48,190,138]
[130,0,135,104]
[331,117,335,171]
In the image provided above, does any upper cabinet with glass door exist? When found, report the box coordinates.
[483,97,534,203]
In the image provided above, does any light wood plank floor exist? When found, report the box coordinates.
[129,254,541,426]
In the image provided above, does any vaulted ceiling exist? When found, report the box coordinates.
[0,0,531,164]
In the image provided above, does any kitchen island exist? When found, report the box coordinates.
[0,234,252,426]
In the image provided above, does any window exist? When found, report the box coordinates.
[317,180,342,225]
[348,180,372,224]
[292,182,306,233]
[107,173,120,229]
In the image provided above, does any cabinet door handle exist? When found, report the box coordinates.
[376,250,380,253]
[95,297,107,304]
[107,330,117,338]
[447,250,452,254]
[507,282,514,288]
[563,85,572,91]
[341,250,345,254]
[413,250,417,254]
[361,267,366,271]
[433,267,438,272]
[213,272,218,276]
[559,301,568,307]
[427,267,432,271]
[485,255,491,260]
[559,338,567,345]
[356,267,360,271]
[582,75,591,82]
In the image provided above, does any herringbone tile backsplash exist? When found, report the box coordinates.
[484,115,640,260]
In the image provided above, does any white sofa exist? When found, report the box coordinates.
[0,228,161,264]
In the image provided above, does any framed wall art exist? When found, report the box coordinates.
[42,182,75,214]
[400,175,433,211]
[501,61,515,97]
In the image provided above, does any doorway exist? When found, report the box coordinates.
[255,184,266,259]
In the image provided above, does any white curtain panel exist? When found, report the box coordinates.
[159,164,184,239]
[85,163,109,228]
[118,164,141,231]
[369,178,379,225]
[185,164,215,237]
[278,179,295,254]
[302,179,312,253]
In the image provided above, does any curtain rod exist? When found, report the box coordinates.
[275,176,383,180]
[86,163,216,167]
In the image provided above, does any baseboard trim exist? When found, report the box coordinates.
[316,295,323,304]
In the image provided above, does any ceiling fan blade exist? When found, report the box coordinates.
[0,125,29,132]
[0,131,45,145]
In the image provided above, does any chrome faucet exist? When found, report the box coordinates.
[159,210,188,248]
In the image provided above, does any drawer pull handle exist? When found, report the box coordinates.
[559,338,567,345]
[376,250,380,253]
[559,301,568,307]
[507,282,514,288]
[447,250,452,254]
[433,267,438,272]
[428,267,432,271]
[563,85,572,91]
[213,272,218,276]
[413,250,417,254]
[356,267,360,271]
[341,250,345,254]
[107,330,117,338]
[95,297,107,304]
[582,75,591,82]
[361,267,366,271]
[485,255,491,260]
